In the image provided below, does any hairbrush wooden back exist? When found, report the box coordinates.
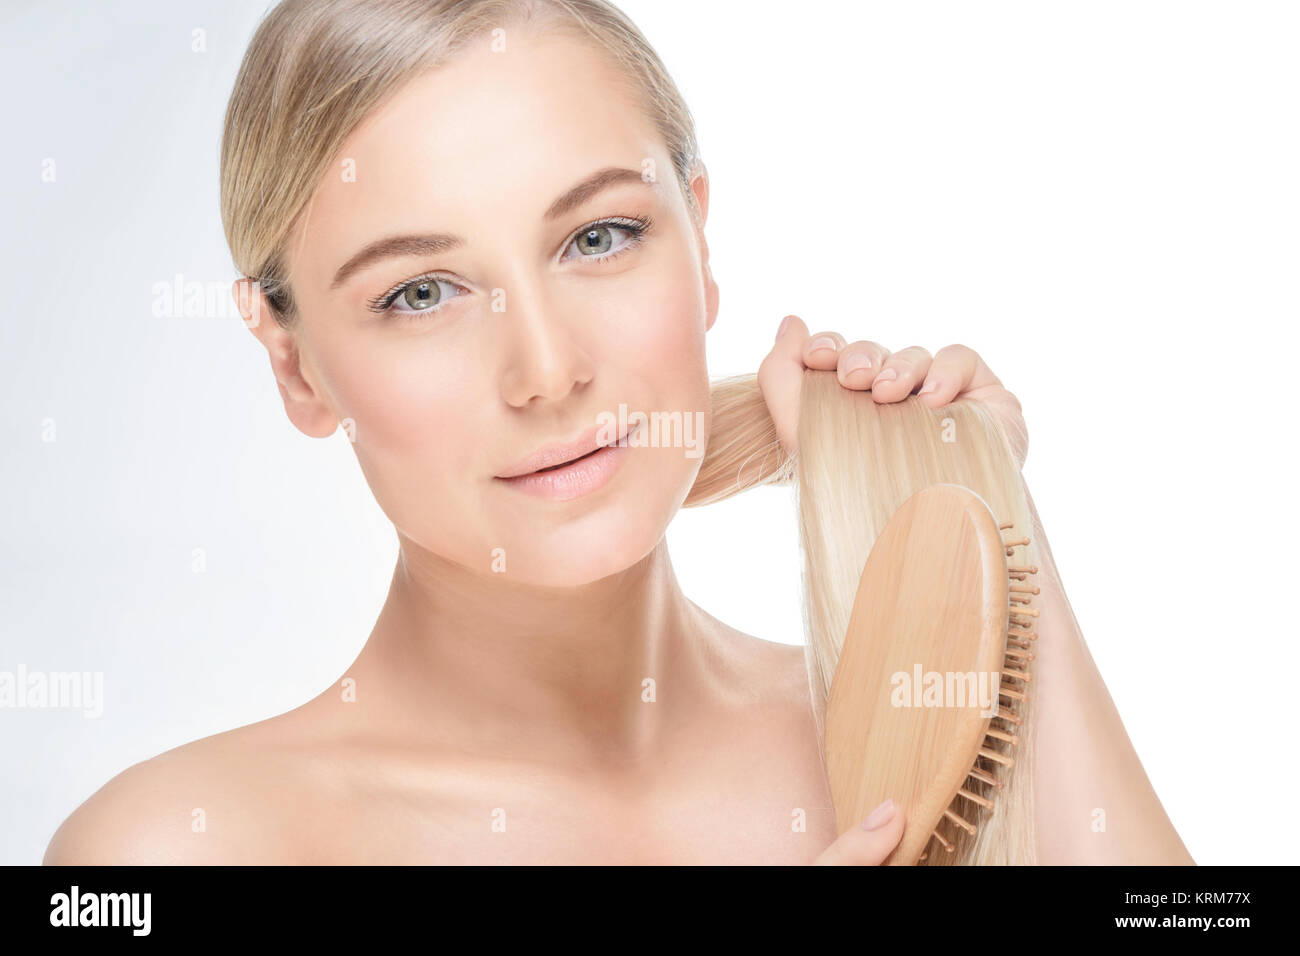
[824,483,1039,865]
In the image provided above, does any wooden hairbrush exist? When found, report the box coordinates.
[824,483,1040,865]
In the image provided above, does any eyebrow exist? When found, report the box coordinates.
[330,166,653,290]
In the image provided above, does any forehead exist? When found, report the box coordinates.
[291,29,668,286]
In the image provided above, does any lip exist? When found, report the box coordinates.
[495,421,631,479]
[494,421,640,501]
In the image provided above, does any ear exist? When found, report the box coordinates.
[687,160,720,333]
[231,278,339,439]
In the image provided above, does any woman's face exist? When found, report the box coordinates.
[277,27,717,587]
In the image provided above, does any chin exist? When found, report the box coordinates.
[504,511,665,588]
[483,453,695,587]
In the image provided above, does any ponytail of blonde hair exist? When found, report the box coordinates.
[685,371,1046,865]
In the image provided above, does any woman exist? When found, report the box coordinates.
[44,0,1191,865]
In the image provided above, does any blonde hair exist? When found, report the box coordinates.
[222,0,1041,864]
[686,372,1046,865]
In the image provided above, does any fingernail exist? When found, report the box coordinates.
[776,315,794,340]
[860,799,896,831]
[841,354,872,375]
[809,336,838,353]
[919,378,939,394]
[873,367,898,384]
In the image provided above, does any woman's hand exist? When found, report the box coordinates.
[757,315,1028,467]
[812,798,906,865]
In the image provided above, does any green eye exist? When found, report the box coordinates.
[375,275,462,320]
[402,279,441,310]
[562,215,654,262]
[575,226,614,256]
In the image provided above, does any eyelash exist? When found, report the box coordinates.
[366,214,655,321]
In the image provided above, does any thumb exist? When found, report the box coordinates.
[756,314,810,457]
[813,799,906,866]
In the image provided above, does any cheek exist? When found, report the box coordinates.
[588,261,712,509]
[601,255,709,391]
[310,333,485,500]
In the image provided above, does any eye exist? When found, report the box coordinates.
[366,214,654,322]
[561,215,653,263]
[369,275,465,320]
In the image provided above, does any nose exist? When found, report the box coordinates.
[498,286,596,409]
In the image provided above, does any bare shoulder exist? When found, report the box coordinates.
[696,605,813,709]
[44,708,327,865]
[729,621,810,695]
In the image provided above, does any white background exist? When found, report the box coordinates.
[2,0,1296,865]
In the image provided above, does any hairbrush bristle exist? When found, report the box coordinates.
[921,522,1038,860]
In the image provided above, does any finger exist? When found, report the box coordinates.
[813,799,906,866]
[917,343,978,406]
[802,330,847,371]
[918,343,1003,407]
[757,314,811,456]
[837,340,892,390]
[871,345,932,403]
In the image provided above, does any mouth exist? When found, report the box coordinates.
[495,420,636,479]
[532,446,602,472]
[494,421,640,501]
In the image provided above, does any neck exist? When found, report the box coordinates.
[351,535,713,774]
